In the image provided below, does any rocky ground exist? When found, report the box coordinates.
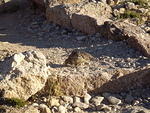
[0,0,150,113]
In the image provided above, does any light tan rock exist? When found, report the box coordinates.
[8,105,40,113]
[48,97,60,107]
[96,104,111,112]
[0,50,49,100]
[91,96,104,106]
[46,2,112,34]
[39,104,51,113]
[74,107,82,112]
[73,102,89,109]
[58,105,67,113]
[61,96,73,104]
[84,93,91,104]
[46,5,73,28]
[71,2,112,34]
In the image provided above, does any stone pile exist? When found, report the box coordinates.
[3,89,150,113]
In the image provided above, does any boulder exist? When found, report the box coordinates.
[71,2,112,34]
[0,50,49,100]
[102,20,150,57]
[95,67,150,93]
[46,5,74,28]
[46,2,112,34]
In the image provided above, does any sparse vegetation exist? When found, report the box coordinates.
[45,75,64,96]
[0,106,6,112]
[117,10,143,24]
[6,98,27,108]
[130,0,149,8]
[119,0,150,8]
[120,10,141,19]
[116,0,149,24]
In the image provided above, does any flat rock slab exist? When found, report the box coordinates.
[46,2,112,34]
[103,20,150,57]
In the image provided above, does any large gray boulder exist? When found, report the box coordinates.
[0,50,50,100]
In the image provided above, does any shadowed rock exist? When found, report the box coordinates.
[102,20,150,57]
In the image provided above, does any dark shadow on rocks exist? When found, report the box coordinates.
[0,0,29,14]
[88,68,150,109]
[89,68,150,94]
[49,63,66,68]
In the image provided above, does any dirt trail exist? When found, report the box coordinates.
[0,9,57,60]
[0,8,150,73]
[0,9,72,66]
[0,10,35,52]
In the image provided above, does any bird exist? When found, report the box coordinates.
[64,49,94,67]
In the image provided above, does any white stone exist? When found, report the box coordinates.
[74,96,81,103]
[91,96,104,106]
[58,105,67,113]
[119,8,125,14]
[32,103,39,107]
[113,9,120,16]
[12,53,25,68]
[74,107,81,112]
[62,96,73,104]
[96,104,111,112]
[84,93,91,104]
[39,104,51,113]
[107,96,122,105]
[49,97,60,107]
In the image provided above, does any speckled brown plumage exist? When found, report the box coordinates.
[64,49,94,66]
